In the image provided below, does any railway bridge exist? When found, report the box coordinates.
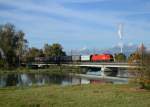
[65,62,138,77]
[30,62,138,77]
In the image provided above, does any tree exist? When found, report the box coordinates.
[114,53,126,62]
[0,51,5,68]
[0,23,28,68]
[14,30,28,66]
[129,43,150,89]
[139,52,150,88]
[128,52,141,63]
[25,47,44,63]
[131,51,150,89]
[44,43,66,57]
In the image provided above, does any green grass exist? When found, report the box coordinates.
[0,84,150,107]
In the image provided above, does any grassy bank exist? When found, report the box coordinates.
[0,65,81,75]
[0,84,150,107]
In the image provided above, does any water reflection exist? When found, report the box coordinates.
[0,73,128,88]
[0,73,91,88]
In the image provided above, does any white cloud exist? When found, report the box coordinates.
[0,0,121,26]
[1,0,149,28]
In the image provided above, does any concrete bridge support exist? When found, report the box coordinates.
[117,68,129,78]
[101,66,106,77]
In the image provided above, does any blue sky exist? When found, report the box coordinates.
[0,0,150,51]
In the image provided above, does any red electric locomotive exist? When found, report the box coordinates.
[91,54,114,62]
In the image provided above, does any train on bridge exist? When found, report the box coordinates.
[34,53,114,64]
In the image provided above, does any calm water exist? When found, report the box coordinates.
[0,73,90,88]
[0,72,128,88]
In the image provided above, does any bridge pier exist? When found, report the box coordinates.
[101,66,106,77]
[117,68,129,78]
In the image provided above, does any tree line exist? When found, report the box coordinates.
[0,23,65,68]
[0,23,148,67]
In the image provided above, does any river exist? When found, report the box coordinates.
[0,71,128,88]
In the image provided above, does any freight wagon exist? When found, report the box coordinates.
[59,56,72,63]
[81,55,91,62]
[72,55,81,62]
[34,53,114,64]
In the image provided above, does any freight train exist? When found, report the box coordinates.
[34,53,114,64]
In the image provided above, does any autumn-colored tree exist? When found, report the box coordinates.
[128,52,141,63]
[129,43,150,89]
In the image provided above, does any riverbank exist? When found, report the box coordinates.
[0,84,150,107]
[0,65,82,75]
